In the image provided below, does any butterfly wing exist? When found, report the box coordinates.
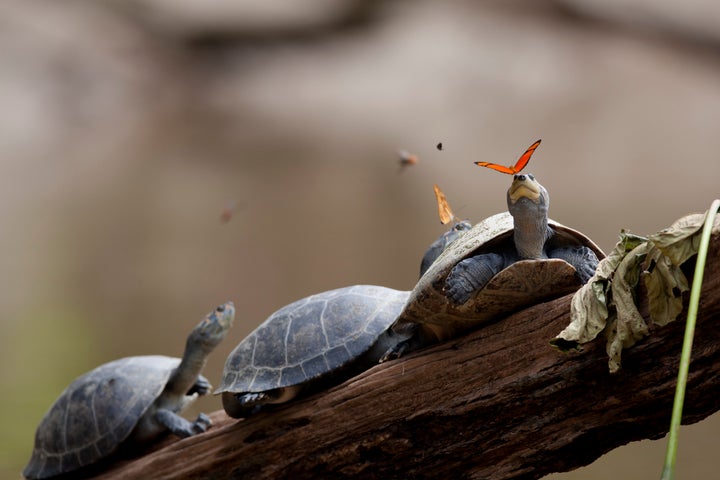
[474,162,516,174]
[433,184,454,225]
[475,139,541,175]
[512,139,541,173]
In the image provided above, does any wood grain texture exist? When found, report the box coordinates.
[94,234,720,480]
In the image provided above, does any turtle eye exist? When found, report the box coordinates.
[527,174,535,181]
[216,305,226,313]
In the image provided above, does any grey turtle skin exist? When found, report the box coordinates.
[386,174,604,355]
[216,286,410,418]
[23,302,235,479]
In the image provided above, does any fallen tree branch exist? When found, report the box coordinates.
[96,234,720,480]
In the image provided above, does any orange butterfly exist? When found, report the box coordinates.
[475,139,541,175]
[433,184,456,225]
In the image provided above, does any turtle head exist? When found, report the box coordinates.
[506,174,551,259]
[189,302,236,353]
[507,174,548,210]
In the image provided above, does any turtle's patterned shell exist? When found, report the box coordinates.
[394,212,604,340]
[216,285,409,395]
[23,356,179,479]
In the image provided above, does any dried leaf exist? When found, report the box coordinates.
[553,231,646,350]
[648,213,707,265]
[605,242,651,372]
[554,211,717,373]
[552,279,608,351]
[597,231,647,278]
[643,247,689,327]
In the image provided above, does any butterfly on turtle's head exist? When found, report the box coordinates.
[475,139,541,175]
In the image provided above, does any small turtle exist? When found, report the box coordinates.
[387,173,604,353]
[216,286,410,417]
[23,302,235,479]
[215,215,473,418]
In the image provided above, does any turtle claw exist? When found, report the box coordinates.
[191,413,212,434]
[238,392,267,407]
[379,342,408,363]
[549,245,599,284]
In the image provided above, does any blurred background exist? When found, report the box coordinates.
[1,0,719,478]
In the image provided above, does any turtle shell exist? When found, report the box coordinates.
[216,285,409,396]
[23,355,179,479]
[393,212,605,341]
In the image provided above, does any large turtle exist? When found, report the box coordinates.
[23,302,235,479]
[387,173,604,353]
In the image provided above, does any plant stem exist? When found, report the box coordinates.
[660,199,720,480]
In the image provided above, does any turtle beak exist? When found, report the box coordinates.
[507,174,542,205]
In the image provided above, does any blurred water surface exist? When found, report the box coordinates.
[1,1,719,478]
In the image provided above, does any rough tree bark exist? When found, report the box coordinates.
[96,234,720,480]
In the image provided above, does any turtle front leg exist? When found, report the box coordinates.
[549,246,599,284]
[379,324,436,362]
[379,339,412,363]
[444,253,506,304]
[155,409,212,438]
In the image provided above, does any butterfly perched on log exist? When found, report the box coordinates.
[475,139,541,175]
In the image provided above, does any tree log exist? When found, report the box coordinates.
[95,234,720,480]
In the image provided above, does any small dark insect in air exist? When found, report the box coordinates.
[397,150,418,172]
[436,142,443,151]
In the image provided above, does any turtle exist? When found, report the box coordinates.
[215,286,411,418]
[23,302,235,479]
[216,207,474,418]
[385,173,605,355]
